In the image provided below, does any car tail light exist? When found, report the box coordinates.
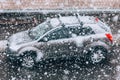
[95,17,99,22]
[105,33,113,42]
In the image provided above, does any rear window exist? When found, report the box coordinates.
[83,24,109,34]
[68,26,95,36]
[97,21,111,32]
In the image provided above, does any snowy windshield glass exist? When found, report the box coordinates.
[28,22,53,40]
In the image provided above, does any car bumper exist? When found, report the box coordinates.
[5,47,20,59]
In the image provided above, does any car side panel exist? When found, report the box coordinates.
[82,33,112,48]
[43,38,78,58]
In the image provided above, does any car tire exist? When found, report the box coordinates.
[86,46,108,64]
[20,50,36,68]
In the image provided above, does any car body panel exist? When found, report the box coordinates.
[6,15,113,62]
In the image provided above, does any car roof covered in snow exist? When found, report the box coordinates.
[50,16,95,27]
[49,16,111,33]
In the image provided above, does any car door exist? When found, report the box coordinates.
[65,25,95,55]
[66,25,84,54]
[38,27,76,58]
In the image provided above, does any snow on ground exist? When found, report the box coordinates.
[0,40,7,52]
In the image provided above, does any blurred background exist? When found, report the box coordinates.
[0,0,119,9]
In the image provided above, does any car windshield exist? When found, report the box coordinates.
[28,22,53,40]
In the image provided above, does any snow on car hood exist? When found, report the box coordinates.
[8,31,33,45]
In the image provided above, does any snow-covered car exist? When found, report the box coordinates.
[6,15,113,68]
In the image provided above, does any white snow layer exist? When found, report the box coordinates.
[0,40,7,52]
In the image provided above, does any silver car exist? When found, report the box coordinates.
[6,15,113,68]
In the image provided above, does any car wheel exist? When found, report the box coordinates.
[86,46,108,64]
[20,51,36,68]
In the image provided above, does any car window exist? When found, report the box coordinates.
[80,27,95,36]
[42,27,71,41]
[29,22,53,40]
[68,26,95,36]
